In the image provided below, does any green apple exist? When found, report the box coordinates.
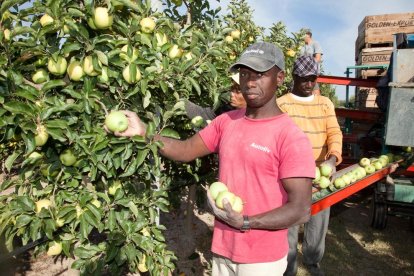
[386,153,394,163]
[334,177,345,189]
[346,172,356,183]
[140,17,156,33]
[108,180,122,195]
[365,164,375,174]
[93,7,113,29]
[3,29,11,41]
[215,191,236,209]
[122,65,141,84]
[47,241,62,256]
[105,111,129,132]
[34,124,49,146]
[32,69,49,84]
[318,176,330,189]
[83,56,100,76]
[48,56,67,76]
[359,157,370,167]
[320,164,332,177]
[232,196,243,213]
[341,174,351,185]
[230,30,241,39]
[120,45,139,62]
[209,181,228,200]
[405,146,412,153]
[191,116,204,127]
[35,199,52,213]
[357,167,367,178]
[372,161,383,171]
[168,44,183,59]
[225,35,233,44]
[59,149,77,166]
[378,157,388,167]
[67,60,84,81]
[40,14,54,27]
[248,36,254,42]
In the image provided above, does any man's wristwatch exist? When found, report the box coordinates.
[240,215,251,232]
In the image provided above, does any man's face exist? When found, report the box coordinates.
[239,66,283,108]
[292,74,317,97]
[304,34,311,44]
[230,83,246,109]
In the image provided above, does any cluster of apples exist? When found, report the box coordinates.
[313,164,333,189]
[209,182,243,213]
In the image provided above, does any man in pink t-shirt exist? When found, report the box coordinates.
[114,42,315,276]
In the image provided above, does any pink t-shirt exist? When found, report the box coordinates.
[199,109,315,263]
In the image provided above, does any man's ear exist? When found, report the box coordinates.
[276,70,285,86]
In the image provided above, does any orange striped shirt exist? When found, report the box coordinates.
[277,93,343,165]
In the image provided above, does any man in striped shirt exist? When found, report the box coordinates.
[277,55,343,276]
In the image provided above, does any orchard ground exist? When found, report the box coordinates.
[1,184,414,276]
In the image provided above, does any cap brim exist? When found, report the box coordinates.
[229,56,275,73]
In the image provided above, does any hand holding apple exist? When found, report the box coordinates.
[206,188,244,229]
[111,110,147,137]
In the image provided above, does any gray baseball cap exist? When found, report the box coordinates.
[229,42,285,73]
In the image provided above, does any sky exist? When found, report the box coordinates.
[206,0,414,100]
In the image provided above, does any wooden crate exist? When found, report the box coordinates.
[355,47,391,78]
[355,87,379,110]
[355,12,414,57]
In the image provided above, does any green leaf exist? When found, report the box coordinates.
[3,101,34,116]
[119,149,149,178]
[74,246,96,259]
[159,128,180,139]
[15,214,32,228]
[143,91,151,109]
[127,202,139,218]
[16,196,35,212]
[5,151,21,172]
[95,50,108,66]
[188,77,201,95]
[108,209,116,232]
[41,80,67,93]
[46,119,69,129]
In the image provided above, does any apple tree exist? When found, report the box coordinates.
[0,0,236,274]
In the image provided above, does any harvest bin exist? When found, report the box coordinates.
[311,162,396,215]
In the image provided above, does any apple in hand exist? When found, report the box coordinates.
[215,191,236,209]
[209,182,228,200]
[320,164,332,177]
[105,111,129,132]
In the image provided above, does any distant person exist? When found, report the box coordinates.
[299,30,323,95]
[277,55,343,276]
[185,73,246,121]
[114,42,316,276]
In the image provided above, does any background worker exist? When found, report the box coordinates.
[185,73,246,121]
[115,42,316,276]
[299,30,323,95]
[277,55,343,276]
